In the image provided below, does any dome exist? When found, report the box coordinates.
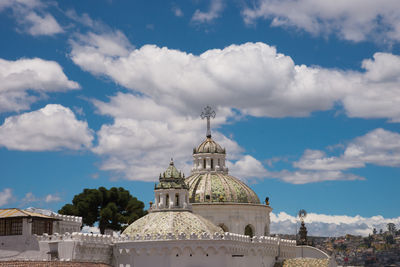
[193,137,225,154]
[185,173,260,204]
[122,210,223,237]
[155,159,187,190]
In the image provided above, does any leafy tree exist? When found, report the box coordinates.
[372,228,377,235]
[59,187,146,234]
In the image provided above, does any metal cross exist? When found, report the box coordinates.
[201,106,216,138]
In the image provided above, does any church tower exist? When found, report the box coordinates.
[185,106,272,237]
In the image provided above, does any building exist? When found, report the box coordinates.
[0,107,336,266]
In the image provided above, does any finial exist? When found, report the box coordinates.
[201,105,216,138]
[170,158,174,165]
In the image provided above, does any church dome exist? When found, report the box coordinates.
[185,173,260,204]
[122,210,223,237]
[193,137,225,154]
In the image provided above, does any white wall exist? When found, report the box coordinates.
[192,203,271,236]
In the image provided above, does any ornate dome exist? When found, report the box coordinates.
[186,173,260,204]
[193,137,225,154]
[155,159,187,190]
[122,210,223,237]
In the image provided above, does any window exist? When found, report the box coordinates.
[0,218,22,236]
[32,219,53,235]
[166,194,170,208]
[218,158,220,167]
[211,159,214,170]
[244,224,254,238]
[175,193,179,207]
[203,159,206,169]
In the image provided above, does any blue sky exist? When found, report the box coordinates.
[1,0,400,236]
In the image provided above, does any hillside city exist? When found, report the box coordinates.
[278,223,400,266]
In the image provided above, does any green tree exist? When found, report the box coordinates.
[59,187,146,234]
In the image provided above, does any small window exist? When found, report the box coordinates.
[166,194,170,208]
[211,159,214,170]
[218,158,220,166]
[203,159,206,169]
[245,224,254,238]
[175,193,179,207]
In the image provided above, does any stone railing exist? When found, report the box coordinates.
[36,232,113,244]
[52,214,82,223]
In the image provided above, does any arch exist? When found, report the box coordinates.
[218,223,229,232]
[244,224,254,238]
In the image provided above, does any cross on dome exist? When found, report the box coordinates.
[200,105,216,138]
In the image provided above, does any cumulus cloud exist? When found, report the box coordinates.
[295,128,400,171]
[0,0,63,36]
[0,104,93,151]
[0,57,79,113]
[242,0,400,43]
[192,0,224,23]
[69,31,400,183]
[70,31,400,122]
[0,188,13,207]
[271,211,400,237]
[92,93,243,181]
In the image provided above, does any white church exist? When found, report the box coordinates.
[0,107,336,267]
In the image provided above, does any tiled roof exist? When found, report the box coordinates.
[283,258,330,267]
[123,210,223,237]
[186,172,260,204]
[0,208,55,219]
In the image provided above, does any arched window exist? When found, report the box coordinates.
[166,194,169,208]
[203,159,206,169]
[218,223,229,232]
[175,193,179,207]
[245,224,254,238]
[211,159,214,170]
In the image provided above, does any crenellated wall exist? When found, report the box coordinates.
[114,232,296,267]
[52,214,82,235]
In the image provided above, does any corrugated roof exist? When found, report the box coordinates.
[0,208,56,219]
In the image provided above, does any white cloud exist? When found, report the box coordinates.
[0,188,13,207]
[271,211,400,237]
[45,194,61,203]
[242,0,400,43]
[228,155,270,181]
[295,128,400,172]
[1,0,63,36]
[69,31,400,183]
[0,104,93,151]
[24,11,63,36]
[70,32,400,122]
[192,0,224,23]
[92,93,243,181]
[172,6,183,17]
[0,57,79,113]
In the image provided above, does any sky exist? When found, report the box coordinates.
[1,0,400,237]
